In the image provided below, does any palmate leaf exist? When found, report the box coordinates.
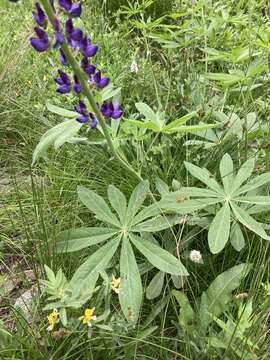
[119,237,142,324]
[160,196,221,213]
[77,186,120,228]
[56,227,117,253]
[234,172,270,196]
[130,234,188,276]
[208,202,231,254]
[199,263,252,334]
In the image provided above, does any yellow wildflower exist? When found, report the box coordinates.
[47,309,59,331]
[79,307,96,327]
[111,275,121,294]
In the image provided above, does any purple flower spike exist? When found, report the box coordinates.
[101,102,123,119]
[74,101,90,123]
[93,71,110,89]
[73,75,82,94]
[54,70,71,94]
[81,57,96,75]
[60,49,68,65]
[32,2,47,26]
[59,0,82,17]
[79,36,98,58]
[30,26,50,52]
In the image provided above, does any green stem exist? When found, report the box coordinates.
[40,0,143,182]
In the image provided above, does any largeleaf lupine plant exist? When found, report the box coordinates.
[55,181,188,324]
[161,153,270,254]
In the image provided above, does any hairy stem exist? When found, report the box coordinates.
[40,0,143,182]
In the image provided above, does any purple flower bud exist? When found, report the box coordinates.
[74,101,90,123]
[81,57,96,75]
[60,49,68,65]
[93,71,110,89]
[30,26,50,52]
[69,2,82,17]
[71,28,83,41]
[112,104,123,119]
[53,19,65,48]
[65,19,83,48]
[79,36,98,58]
[59,0,82,17]
[54,70,71,94]
[73,75,82,94]
[90,116,98,129]
[32,2,47,26]
[101,101,123,119]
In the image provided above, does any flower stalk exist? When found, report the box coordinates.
[39,0,143,182]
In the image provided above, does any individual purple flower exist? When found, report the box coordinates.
[53,19,65,48]
[30,27,50,52]
[54,70,71,93]
[90,115,98,129]
[81,57,96,75]
[73,75,82,94]
[74,101,90,123]
[65,19,83,48]
[101,101,123,119]
[60,49,68,65]
[32,2,47,26]
[93,71,110,89]
[79,35,98,58]
[59,0,82,17]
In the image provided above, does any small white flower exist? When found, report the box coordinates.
[130,60,139,73]
[189,250,202,263]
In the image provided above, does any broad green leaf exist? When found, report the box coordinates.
[230,202,270,240]
[230,222,245,251]
[77,186,120,227]
[130,234,188,276]
[208,202,231,254]
[219,153,234,194]
[132,203,163,226]
[231,158,255,193]
[146,271,165,300]
[100,86,121,102]
[234,172,270,196]
[162,111,197,131]
[125,180,149,225]
[160,196,221,213]
[155,177,169,196]
[172,187,220,198]
[205,72,243,86]
[199,263,251,333]
[107,185,127,224]
[69,237,121,290]
[135,102,157,123]
[164,123,218,134]
[131,215,179,232]
[125,119,160,132]
[234,196,270,206]
[54,121,83,149]
[32,120,82,165]
[184,161,223,194]
[56,227,117,253]
[46,102,78,118]
[119,238,142,324]
[173,290,195,332]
